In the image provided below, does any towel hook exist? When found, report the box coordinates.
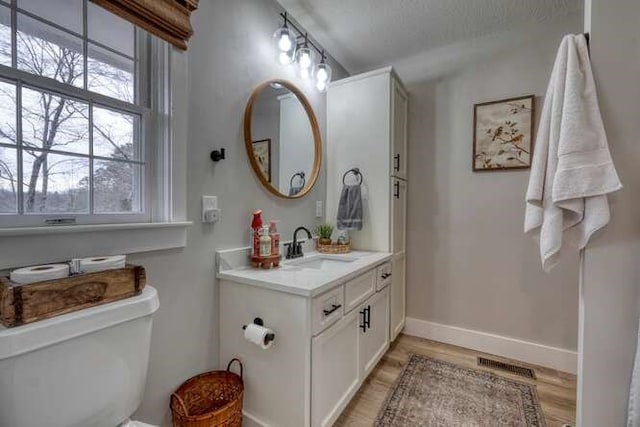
[342,168,363,186]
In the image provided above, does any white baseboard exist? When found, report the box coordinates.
[404,317,577,374]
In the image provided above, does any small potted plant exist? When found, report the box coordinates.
[315,223,334,246]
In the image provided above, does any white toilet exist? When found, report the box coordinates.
[0,285,160,427]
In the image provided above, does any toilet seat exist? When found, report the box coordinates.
[119,419,159,427]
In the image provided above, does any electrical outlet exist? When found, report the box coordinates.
[315,200,323,218]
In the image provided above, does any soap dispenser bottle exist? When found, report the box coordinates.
[259,225,272,257]
[269,220,280,257]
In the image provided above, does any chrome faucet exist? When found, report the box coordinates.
[285,226,313,259]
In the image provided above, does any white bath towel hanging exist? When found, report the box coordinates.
[524,34,622,272]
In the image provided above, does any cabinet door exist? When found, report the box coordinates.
[391,80,408,180]
[312,308,360,427]
[359,287,390,378]
[390,253,406,341]
[327,73,392,252]
[391,178,407,254]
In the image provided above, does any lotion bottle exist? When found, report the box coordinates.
[259,225,272,257]
[269,220,280,257]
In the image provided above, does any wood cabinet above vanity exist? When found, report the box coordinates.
[217,249,392,427]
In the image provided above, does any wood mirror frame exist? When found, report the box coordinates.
[243,79,322,199]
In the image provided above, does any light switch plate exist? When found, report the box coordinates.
[315,200,323,218]
[202,196,220,223]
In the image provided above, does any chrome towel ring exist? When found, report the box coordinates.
[342,168,363,185]
[290,171,306,189]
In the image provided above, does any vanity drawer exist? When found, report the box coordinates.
[312,285,345,336]
[344,270,376,314]
[376,262,392,291]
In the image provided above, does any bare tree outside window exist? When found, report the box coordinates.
[0,2,143,219]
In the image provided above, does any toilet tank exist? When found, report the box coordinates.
[0,285,159,427]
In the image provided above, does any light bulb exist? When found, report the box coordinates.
[273,24,296,65]
[296,47,313,68]
[299,52,312,69]
[278,33,292,52]
[316,67,328,82]
[314,60,332,92]
[282,52,298,65]
[316,80,327,92]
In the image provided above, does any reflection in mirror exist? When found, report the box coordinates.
[248,82,317,197]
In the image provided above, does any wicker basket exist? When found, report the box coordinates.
[170,359,244,427]
[317,241,352,254]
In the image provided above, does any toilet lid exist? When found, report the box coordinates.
[132,423,159,427]
[0,286,159,360]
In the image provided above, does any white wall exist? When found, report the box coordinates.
[130,1,347,425]
[578,0,640,424]
[252,92,281,187]
[278,94,314,194]
[405,14,583,355]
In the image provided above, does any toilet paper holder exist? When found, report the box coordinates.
[242,317,275,344]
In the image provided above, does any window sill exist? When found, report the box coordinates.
[0,221,192,237]
[0,221,192,270]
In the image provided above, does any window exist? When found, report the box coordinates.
[0,0,161,227]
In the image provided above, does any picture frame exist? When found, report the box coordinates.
[252,138,271,182]
[473,95,535,171]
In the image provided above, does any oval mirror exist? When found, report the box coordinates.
[244,79,322,199]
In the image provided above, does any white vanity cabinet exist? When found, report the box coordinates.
[218,251,392,427]
[312,285,390,427]
[392,78,409,181]
[311,307,361,427]
[358,286,390,378]
[391,177,407,340]
[327,67,408,343]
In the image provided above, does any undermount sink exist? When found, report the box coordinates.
[287,255,357,270]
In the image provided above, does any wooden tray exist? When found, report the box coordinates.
[250,254,281,269]
[0,264,146,327]
[317,242,352,254]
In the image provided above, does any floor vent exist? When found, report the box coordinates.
[477,357,536,379]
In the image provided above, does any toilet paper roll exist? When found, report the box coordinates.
[10,264,70,284]
[80,255,126,274]
[243,323,274,349]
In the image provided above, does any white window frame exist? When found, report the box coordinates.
[0,0,174,228]
[0,2,189,268]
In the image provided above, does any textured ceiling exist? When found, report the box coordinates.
[277,0,584,73]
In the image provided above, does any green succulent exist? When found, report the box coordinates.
[315,223,334,240]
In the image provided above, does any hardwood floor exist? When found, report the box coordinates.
[335,334,576,427]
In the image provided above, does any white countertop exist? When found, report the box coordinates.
[216,251,392,297]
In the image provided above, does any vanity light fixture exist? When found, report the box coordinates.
[273,12,333,91]
[272,12,296,65]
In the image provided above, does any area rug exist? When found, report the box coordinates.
[375,354,546,426]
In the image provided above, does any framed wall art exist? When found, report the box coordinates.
[473,95,535,171]
[252,138,272,182]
